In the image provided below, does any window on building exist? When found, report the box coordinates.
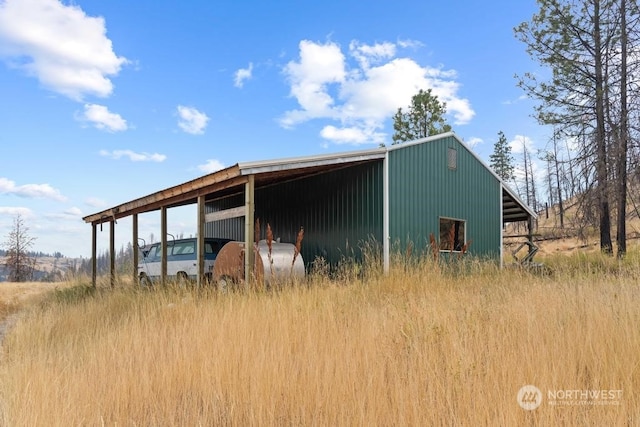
[447,147,457,170]
[439,217,466,252]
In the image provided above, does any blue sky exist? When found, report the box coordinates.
[0,0,548,258]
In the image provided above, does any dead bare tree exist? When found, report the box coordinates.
[2,214,37,282]
[615,0,630,257]
[552,133,566,228]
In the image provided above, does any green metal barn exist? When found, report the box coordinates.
[83,132,535,286]
[204,131,533,267]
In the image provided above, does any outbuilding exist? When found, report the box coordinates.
[83,132,535,286]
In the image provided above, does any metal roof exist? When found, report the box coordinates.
[82,133,534,225]
[82,148,386,224]
[238,147,386,174]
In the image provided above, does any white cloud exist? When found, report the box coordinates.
[396,39,423,49]
[509,135,535,154]
[439,91,474,124]
[80,103,128,132]
[177,105,209,135]
[0,206,33,217]
[85,197,107,208]
[349,40,396,69]
[45,206,83,220]
[234,62,253,88]
[0,177,67,201]
[465,137,483,149]
[320,125,384,145]
[280,39,475,145]
[99,149,166,162]
[65,206,83,216]
[197,159,225,174]
[281,40,346,127]
[0,0,127,100]
[339,58,434,121]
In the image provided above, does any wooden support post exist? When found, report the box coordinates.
[161,207,167,285]
[110,220,116,288]
[527,216,534,256]
[91,223,97,288]
[197,195,206,287]
[133,214,139,286]
[244,175,255,288]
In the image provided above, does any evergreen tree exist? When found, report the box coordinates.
[392,89,451,144]
[514,0,623,253]
[489,131,515,182]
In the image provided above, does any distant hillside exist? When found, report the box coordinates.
[0,256,82,282]
[505,193,640,257]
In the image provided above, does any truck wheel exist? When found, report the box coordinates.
[217,276,233,293]
[139,274,153,288]
[177,271,189,287]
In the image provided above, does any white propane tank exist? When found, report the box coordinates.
[256,240,305,285]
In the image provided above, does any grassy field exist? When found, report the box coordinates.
[0,281,69,328]
[0,254,639,425]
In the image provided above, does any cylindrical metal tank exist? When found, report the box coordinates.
[213,240,305,288]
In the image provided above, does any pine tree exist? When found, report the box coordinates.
[514,0,625,253]
[489,131,515,182]
[392,89,451,144]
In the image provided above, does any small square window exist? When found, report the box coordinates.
[447,147,457,170]
[439,217,466,252]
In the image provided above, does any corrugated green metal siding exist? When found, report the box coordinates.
[205,136,501,267]
[204,193,245,240]
[388,136,501,258]
[206,161,384,268]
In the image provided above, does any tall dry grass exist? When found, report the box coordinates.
[0,254,639,425]
[0,280,76,326]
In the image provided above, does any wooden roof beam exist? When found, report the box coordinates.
[83,165,242,224]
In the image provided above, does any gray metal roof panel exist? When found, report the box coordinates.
[238,147,386,175]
